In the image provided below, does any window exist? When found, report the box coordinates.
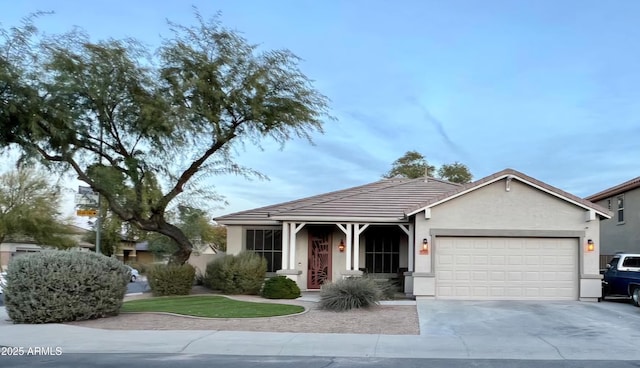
[622,256,640,268]
[617,195,624,223]
[245,229,282,272]
[365,229,400,273]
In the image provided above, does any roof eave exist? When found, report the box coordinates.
[269,215,407,223]
[586,180,640,202]
[215,219,282,226]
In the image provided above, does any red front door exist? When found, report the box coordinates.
[308,229,332,289]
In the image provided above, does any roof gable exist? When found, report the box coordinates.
[407,168,611,218]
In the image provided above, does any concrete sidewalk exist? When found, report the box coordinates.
[2,300,639,360]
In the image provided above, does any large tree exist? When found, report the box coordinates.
[383,150,435,179]
[0,167,74,247]
[437,162,473,184]
[0,13,331,264]
[384,151,473,184]
[146,205,226,256]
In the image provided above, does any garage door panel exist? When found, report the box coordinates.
[436,237,578,300]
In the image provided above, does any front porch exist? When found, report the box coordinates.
[272,222,417,292]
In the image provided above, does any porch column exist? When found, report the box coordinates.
[281,222,290,269]
[336,224,353,270]
[398,224,414,272]
[353,224,369,272]
[289,223,306,269]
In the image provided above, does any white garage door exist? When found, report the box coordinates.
[436,237,578,300]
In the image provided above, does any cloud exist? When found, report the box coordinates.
[406,96,468,160]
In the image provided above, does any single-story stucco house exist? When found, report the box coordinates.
[215,168,611,301]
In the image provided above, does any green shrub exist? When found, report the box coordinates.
[4,250,129,323]
[319,277,382,311]
[204,251,267,294]
[147,264,196,296]
[261,276,301,299]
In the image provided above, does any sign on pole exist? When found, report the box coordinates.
[75,193,99,206]
[78,186,94,195]
[76,209,98,217]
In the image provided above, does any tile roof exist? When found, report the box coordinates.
[214,177,461,223]
[215,168,612,224]
[585,176,640,202]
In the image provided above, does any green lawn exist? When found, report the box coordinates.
[120,296,305,318]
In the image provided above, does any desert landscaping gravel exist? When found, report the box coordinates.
[66,293,419,335]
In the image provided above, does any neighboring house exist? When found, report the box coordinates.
[0,225,95,271]
[115,237,140,264]
[133,241,167,265]
[215,168,610,301]
[585,176,640,265]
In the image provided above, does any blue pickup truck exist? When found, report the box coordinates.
[602,253,640,306]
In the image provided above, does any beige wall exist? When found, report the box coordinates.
[226,226,244,255]
[413,178,602,300]
[0,243,43,271]
[188,252,225,275]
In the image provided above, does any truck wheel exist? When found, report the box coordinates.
[633,289,640,307]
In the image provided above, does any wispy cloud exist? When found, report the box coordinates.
[406,97,468,160]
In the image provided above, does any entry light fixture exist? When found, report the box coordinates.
[586,239,595,252]
[338,239,345,253]
[420,238,429,255]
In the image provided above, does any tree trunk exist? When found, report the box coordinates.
[169,246,192,266]
[154,220,193,265]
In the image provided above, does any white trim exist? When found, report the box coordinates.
[407,174,612,219]
[269,216,404,222]
[282,222,290,270]
[289,223,306,269]
[216,220,281,225]
[353,224,369,271]
[337,223,354,271]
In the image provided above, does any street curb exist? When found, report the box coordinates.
[125,292,143,296]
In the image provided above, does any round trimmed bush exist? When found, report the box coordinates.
[261,276,301,299]
[204,251,267,294]
[318,277,382,311]
[147,263,196,296]
[4,250,129,323]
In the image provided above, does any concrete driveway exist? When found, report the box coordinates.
[417,299,640,359]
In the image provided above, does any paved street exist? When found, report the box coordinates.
[126,279,150,294]
[1,299,640,361]
[2,355,639,368]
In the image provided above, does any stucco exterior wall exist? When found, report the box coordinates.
[594,187,640,255]
[413,178,602,300]
[188,252,225,275]
[225,225,244,255]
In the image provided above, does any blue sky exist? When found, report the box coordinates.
[2,1,639,220]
